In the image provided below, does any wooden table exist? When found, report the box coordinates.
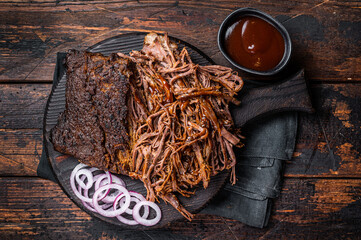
[1,1,360,239]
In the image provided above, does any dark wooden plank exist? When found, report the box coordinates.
[0,84,44,176]
[0,129,41,176]
[0,84,51,129]
[0,177,360,239]
[0,1,360,82]
[285,83,361,177]
[0,0,359,238]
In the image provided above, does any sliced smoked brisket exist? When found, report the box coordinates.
[51,50,134,174]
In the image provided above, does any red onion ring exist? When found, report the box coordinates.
[119,191,149,215]
[78,175,113,212]
[98,174,127,204]
[69,162,162,226]
[75,168,94,190]
[94,173,113,201]
[132,201,161,226]
[92,184,130,217]
[70,163,94,203]
[115,192,150,225]
[109,174,126,187]
[116,214,139,225]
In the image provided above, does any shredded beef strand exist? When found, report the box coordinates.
[117,33,244,221]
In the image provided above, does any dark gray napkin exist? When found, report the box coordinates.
[37,53,298,228]
[200,112,297,228]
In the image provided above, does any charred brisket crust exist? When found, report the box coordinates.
[51,50,133,174]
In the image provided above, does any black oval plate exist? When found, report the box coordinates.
[43,32,230,229]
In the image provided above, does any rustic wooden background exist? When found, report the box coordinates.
[0,0,360,239]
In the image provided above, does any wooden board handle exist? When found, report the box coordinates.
[232,69,314,127]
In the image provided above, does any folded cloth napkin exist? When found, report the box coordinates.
[200,112,297,228]
[37,53,298,228]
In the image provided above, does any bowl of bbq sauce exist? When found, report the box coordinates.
[218,8,292,76]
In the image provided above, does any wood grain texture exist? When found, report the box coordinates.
[286,83,361,178]
[0,177,360,240]
[0,0,360,238]
[0,129,41,176]
[0,84,51,129]
[0,1,360,82]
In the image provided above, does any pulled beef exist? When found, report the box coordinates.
[117,33,244,220]
[51,50,134,173]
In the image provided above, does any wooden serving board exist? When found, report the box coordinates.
[43,32,314,229]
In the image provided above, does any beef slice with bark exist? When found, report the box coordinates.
[51,50,134,173]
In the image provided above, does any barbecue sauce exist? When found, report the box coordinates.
[158,75,173,103]
[225,16,285,71]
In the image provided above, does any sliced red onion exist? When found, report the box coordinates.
[78,174,97,212]
[129,191,146,201]
[70,163,94,203]
[132,201,161,226]
[105,171,112,183]
[120,191,149,215]
[75,168,94,190]
[93,173,105,182]
[82,197,113,212]
[115,192,150,225]
[94,173,112,201]
[95,172,127,203]
[109,174,126,187]
[92,184,130,217]
[94,174,109,189]
[95,172,125,189]
[69,162,162,226]
[78,175,113,212]
[116,213,141,225]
